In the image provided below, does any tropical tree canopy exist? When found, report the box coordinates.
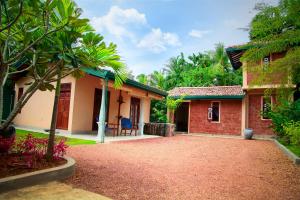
[136,74,148,85]
[136,43,242,123]
[0,0,126,130]
[136,43,242,91]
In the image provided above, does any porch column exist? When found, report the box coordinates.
[96,79,108,143]
[241,92,249,136]
[138,98,145,136]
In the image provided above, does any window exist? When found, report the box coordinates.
[263,55,270,71]
[262,96,272,120]
[211,102,220,122]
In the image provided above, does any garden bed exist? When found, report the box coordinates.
[277,138,300,157]
[274,139,300,165]
[0,154,67,179]
[0,156,75,193]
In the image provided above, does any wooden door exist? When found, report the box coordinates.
[92,88,110,130]
[130,97,140,127]
[56,83,71,130]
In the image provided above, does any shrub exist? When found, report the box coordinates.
[150,99,167,123]
[268,99,300,137]
[283,121,300,146]
[0,126,16,153]
[0,135,15,153]
[15,134,68,168]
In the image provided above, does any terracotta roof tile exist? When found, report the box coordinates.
[168,85,244,97]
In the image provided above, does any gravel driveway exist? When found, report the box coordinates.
[65,135,300,200]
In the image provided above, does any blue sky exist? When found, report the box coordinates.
[75,0,278,76]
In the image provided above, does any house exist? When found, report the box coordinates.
[13,68,167,141]
[168,45,293,136]
[169,86,244,135]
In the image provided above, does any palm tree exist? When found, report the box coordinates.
[150,70,165,89]
[164,55,185,90]
[136,74,148,85]
[213,43,230,70]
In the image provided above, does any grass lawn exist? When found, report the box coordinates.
[278,138,300,157]
[16,129,96,146]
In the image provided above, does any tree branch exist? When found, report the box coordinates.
[0,62,59,129]
[8,63,33,75]
[6,24,67,64]
[0,0,23,33]
[45,68,78,83]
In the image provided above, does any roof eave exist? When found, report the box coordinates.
[170,95,245,100]
[81,67,167,97]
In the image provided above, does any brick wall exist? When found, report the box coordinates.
[189,100,242,135]
[248,94,274,135]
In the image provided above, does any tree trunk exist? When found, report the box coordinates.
[46,66,62,160]
[168,110,174,124]
[0,64,8,124]
[0,84,3,123]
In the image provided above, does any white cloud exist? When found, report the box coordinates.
[188,29,211,39]
[137,28,181,53]
[90,6,147,39]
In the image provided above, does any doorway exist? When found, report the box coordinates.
[92,88,110,131]
[174,102,189,132]
[56,83,71,130]
[130,97,140,127]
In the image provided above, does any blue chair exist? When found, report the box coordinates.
[121,118,138,136]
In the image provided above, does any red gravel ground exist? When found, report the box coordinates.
[65,135,300,200]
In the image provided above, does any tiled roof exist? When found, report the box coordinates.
[169,86,244,97]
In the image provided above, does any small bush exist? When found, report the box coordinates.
[14,134,68,168]
[283,121,300,146]
[269,99,300,137]
[0,135,15,153]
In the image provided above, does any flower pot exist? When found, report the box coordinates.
[244,128,253,140]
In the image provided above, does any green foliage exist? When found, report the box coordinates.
[136,43,242,123]
[136,74,148,85]
[0,0,127,130]
[278,137,300,156]
[149,71,165,89]
[268,99,300,138]
[78,32,127,88]
[150,100,167,123]
[283,121,300,146]
[242,0,300,148]
[164,43,242,90]
[241,0,300,87]
[166,95,185,111]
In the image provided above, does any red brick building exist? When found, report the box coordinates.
[169,86,244,135]
[168,46,292,136]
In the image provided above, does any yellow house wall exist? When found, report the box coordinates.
[13,74,157,133]
[13,76,76,131]
[71,74,101,132]
[70,74,154,133]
